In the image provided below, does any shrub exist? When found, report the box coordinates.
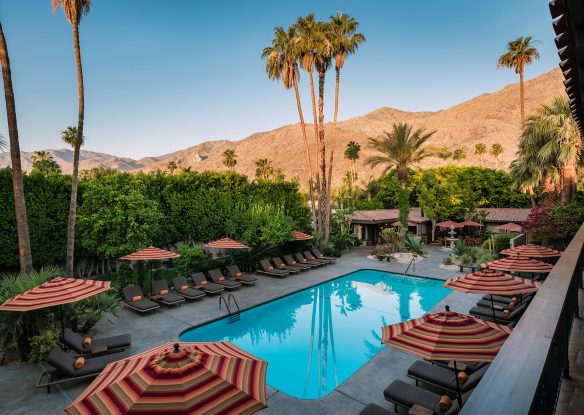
[70,292,121,334]
[28,330,61,363]
[442,256,454,265]
[323,245,341,258]
[404,234,426,256]
[523,203,584,247]
[482,234,515,255]
[458,253,473,265]
[450,240,467,257]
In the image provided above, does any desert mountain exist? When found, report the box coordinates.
[1,68,565,188]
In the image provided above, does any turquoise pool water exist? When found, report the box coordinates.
[179,269,451,399]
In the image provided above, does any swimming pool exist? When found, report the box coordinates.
[180,269,451,399]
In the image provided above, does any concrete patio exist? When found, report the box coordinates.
[0,245,481,415]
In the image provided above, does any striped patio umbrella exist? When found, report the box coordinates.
[120,247,180,296]
[0,277,111,341]
[494,223,523,233]
[381,305,512,405]
[481,255,553,275]
[460,220,482,227]
[500,243,562,259]
[204,238,250,250]
[66,342,268,415]
[436,220,464,228]
[292,230,313,241]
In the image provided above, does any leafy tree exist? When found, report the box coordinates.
[222,149,237,171]
[31,151,61,175]
[255,158,274,180]
[453,148,467,162]
[497,36,539,125]
[490,143,504,168]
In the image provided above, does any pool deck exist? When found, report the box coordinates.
[0,245,482,415]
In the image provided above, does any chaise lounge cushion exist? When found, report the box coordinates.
[151,280,185,305]
[190,273,224,293]
[407,360,489,394]
[122,286,159,312]
[64,328,131,355]
[226,265,258,283]
[208,269,242,288]
[171,276,205,299]
[470,302,528,321]
[358,403,397,415]
[47,348,127,378]
[383,380,460,415]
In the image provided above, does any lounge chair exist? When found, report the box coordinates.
[122,285,160,314]
[208,269,242,289]
[171,276,206,301]
[283,254,312,270]
[407,360,489,395]
[358,404,398,415]
[271,257,302,273]
[37,348,128,393]
[303,250,331,265]
[225,265,258,285]
[469,301,528,323]
[383,380,461,415]
[257,259,289,277]
[190,272,225,294]
[311,247,337,263]
[429,360,487,374]
[63,328,131,355]
[481,292,534,304]
[294,252,323,267]
[151,279,185,306]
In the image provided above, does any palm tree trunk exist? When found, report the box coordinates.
[0,22,33,274]
[327,66,340,195]
[528,185,536,208]
[308,70,321,231]
[318,70,329,241]
[293,75,317,230]
[66,22,85,277]
[560,158,577,205]
[542,176,556,206]
[519,69,525,126]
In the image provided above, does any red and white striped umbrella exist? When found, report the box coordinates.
[500,243,562,259]
[292,230,313,241]
[204,238,250,250]
[119,246,180,261]
[495,223,523,233]
[444,269,541,296]
[66,342,268,415]
[460,220,482,227]
[436,221,464,228]
[481,255,553,273]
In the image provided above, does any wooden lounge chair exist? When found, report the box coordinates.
[208,269,242,290]
[151,279,185,306]
[271,257,302,273]
[283,254,311,270]
[257,259,289,277]
[303,250,331,265]
[469,301,528,323]
[358,403,398,415]
[190,272,224,294]
[171,276,206,301]
[407,360,489,395]
[294,252,324,267]
[63,328,131,355]
[122,285,160,314]
[225,265,258,285]
[383,379,462,415]
[37,348,128,393]
[311,248,336,263]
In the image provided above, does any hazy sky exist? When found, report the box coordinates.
[0,0,560,159]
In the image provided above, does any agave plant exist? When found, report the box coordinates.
[450,240,468,257]
[404,234,426,257]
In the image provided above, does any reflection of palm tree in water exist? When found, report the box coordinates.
[397,284,416,320]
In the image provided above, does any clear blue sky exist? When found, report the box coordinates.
[0,0,559,159]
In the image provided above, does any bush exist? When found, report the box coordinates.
[70,292,121,334]
[450,240,467,257]
[458,253,473,265]
[523,203,584,247]
[442,256,454,265]
[329,230,360,251]
[404,234,425,256]
[174,246,215,275]
[482,234,515,255]
[28,330,61,363]
[323,245,341,258]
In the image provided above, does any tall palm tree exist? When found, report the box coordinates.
[166,160,177,174]
[344,140,360,192]
[31,151,61,175]
[474,143,486,163]
[436,146,451,161]
[452,148,467,163]
[327,13,365,191]
[53,0,92,277]
[367,123,435,189]
[490,143,504,168]
[255,158,274,180]
[497,36,539,125]
[262,25,317,227]
[222,148,237,171]
[0,22,33,273]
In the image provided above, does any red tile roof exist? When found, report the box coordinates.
[481,208,532,224]
[350,208,429,224]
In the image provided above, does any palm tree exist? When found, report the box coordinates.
[490,143,504,168]
[497,37,539,125]
[474,143,487,163]
[366,123,436,189]
[436,146,452,161]
[262,25,316,227]
[452,148,467,163]
[166,160,177,174]
[327,13,365,192]
[222,149,237,171]
[31,151,61,175]
[0,22,33,273]
[255,158,274,180]
[344,140,360,192]
[53,0,92,277]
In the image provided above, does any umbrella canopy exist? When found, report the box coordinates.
[436,220,464,228]
[460,220,482,227]
[292,230,313,241]
[495,223,523,233]
[391,221,417,227]
[0,277,111,312]
[66,342,267,415]
[481,255,553,274]
[204,238,250,250]
[443,269,541,296]
[120,246,180,261]
[500,243,562,258]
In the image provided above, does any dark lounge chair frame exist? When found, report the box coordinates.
[294,252,323,267]
[171,276,206,301]
[63,328,131,356]
[257,259,289,277]
[122,285,160,315]
[151,279,185,306]
[207,269,242,289]
[283,254,311,270]
[190,272,225,294]
[270,257,302,273]
[225,265,258,285]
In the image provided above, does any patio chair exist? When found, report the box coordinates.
[190,272,225,294]
[311,248,337,263]
[37,348,128,393]
[225,264,258,285]
[481,292,534,305]
[469,301,528,323]
[383,379,462,415]
[429,360,487,374]
[303,250,331,265]
[407,360,489,395]
[257,259,289,277]
[271,257,303,273]
[283,254,312,270]
[358,403,398,415]
[63,328,131,355]
[294,252,324,267]
[122,285,160,315]
[151,279,185,306]
[171,276,206,301]
[207,268,242,289]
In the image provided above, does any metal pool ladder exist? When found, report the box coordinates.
[403,257,416,276]
[219,294,240,323]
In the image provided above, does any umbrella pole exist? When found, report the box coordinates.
[454,361,463,407]
[490,294,497,323]
[60,305,66,351]
[150,263,153,297]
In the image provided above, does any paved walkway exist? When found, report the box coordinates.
[0,245,477,415]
